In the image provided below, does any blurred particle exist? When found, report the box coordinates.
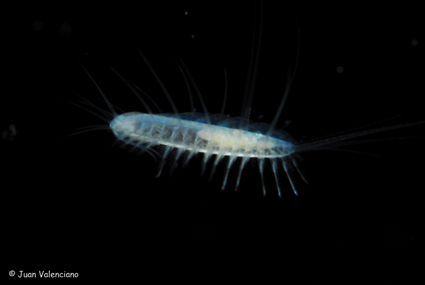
[33,20,44,32]
[191,34,195,39]
[184,10,189,16]
[336,65,344,74]
[59,22,72,37]
[282,119,292,128]
[2,124,17,142]
[411,38,418,47]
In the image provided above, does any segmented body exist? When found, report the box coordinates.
[81,3,422,198]
[110,112,300,196]
[110,112,295,159]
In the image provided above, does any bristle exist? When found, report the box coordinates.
[282,159,298,196]
[271,159,282,198]
[209,154,224,181]
[156,147,171,178]
[258,159,266,196]
[221,156,236,190]
[235,157,249,191]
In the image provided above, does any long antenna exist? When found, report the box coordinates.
[138,50,179,114]
[81,65,117,116]
[180,60,210,123]
[241,0,263,121]
[268,27,301,134]
[110,67,153,114]
[296,120,425,152]
[178,64,195,112]
[220,68,228,114]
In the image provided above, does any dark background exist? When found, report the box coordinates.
[3,1,424,283]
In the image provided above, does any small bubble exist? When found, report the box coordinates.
[411,38,418,47]
[336,65,344,74]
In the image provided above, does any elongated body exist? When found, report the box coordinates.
[107,108,423,197]
[80,2,423,198]
[110,112,300,196]
[110,112,295,158]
